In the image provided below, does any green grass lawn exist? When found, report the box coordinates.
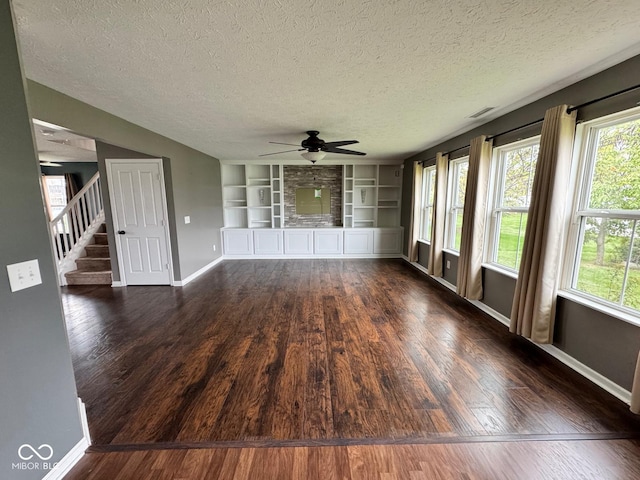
[495,214,639,311]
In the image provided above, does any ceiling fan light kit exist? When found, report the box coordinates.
[300,151,326,163]
[261,130,366,162]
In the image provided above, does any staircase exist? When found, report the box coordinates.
[64,224,113,285]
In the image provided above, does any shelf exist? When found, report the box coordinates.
[223,184,247,188]
[354,179,376,186]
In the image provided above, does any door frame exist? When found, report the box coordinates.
[105,158,175,286]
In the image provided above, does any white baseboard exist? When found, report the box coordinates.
[174,256,223,287]
[41,439,88,480]
[111,281,123,288]
[42,398,91,479]
[404,260,633,407]
[77,398,91,446]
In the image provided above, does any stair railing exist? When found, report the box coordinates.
[49,172,104,274]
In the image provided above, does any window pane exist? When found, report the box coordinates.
[575,217,633,304]
[454,210,464,251]
[427,170,435,205]
[421,206,432,241]
[623,222,640,310]
[496,212,528,270]
[45,176,67,207]
[588,118,640,211]
[455,162,468,207]
[501,144,538,208]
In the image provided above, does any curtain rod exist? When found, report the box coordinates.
[418,82,640,166]
[419,144,470,166]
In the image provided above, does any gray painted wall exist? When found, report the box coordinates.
[26,82,223,281]
[417,241,430,270]
[0,1,83,478]
[401,54,640,392]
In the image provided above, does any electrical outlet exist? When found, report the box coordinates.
[7,259,42,292]
[184,216,191,224]
[213,244,216,252]
[446,260,451,269]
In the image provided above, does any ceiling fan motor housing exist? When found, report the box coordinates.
[301,130,325,151]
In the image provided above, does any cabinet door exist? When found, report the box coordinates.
[374,228,403,254]
[284,230,314,254]
[223,229,253,255]
[344,230,374,254]
[314,230,343,255]
[254,229,283,255]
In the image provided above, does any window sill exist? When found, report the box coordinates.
[557,290,640,328]
[481,263,518,280]
[417,239,431,245]
[442,249,459,256]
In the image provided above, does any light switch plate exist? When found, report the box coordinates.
[184,216,191,224]
[7,259,42,292]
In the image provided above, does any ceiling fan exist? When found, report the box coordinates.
[260,130,366,163]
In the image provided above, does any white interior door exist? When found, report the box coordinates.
[107,159,172,285]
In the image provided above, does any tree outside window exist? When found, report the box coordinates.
[488,138,539,271]
[570,113,640,313]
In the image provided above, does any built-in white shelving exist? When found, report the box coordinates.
[222,164,283,228]
[222,162,403,256]
[344,163,402,228]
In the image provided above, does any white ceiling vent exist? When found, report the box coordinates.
[468,107,496,119]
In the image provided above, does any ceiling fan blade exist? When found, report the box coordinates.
[269,141,302,146]
[322,147,366,156]
[259,148,305,157]
[323,140,359,148]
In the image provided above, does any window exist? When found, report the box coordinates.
[566,108,640,314]
[445,157,468,252]
[42,175,67,220]
[419,166,436,241]
[487,138,540,271]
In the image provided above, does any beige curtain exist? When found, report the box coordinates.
[631,350,640,414]
[510,105,577,343]
[428,153,448,276]
[457,136,493,300]
[408,162,423,262]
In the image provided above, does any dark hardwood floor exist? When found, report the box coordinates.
[61,259,640,449]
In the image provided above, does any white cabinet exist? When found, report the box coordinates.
[284,229,314,255]
[222,229,253,255]
[314,229,343,255]
[254,229,283,255]
[374,228,403,254]
[223,227,402,256]
[344,229,374,254]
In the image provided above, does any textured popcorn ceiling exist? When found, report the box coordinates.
[12,0,640,162]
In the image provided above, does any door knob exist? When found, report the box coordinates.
[117,230,126,235]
